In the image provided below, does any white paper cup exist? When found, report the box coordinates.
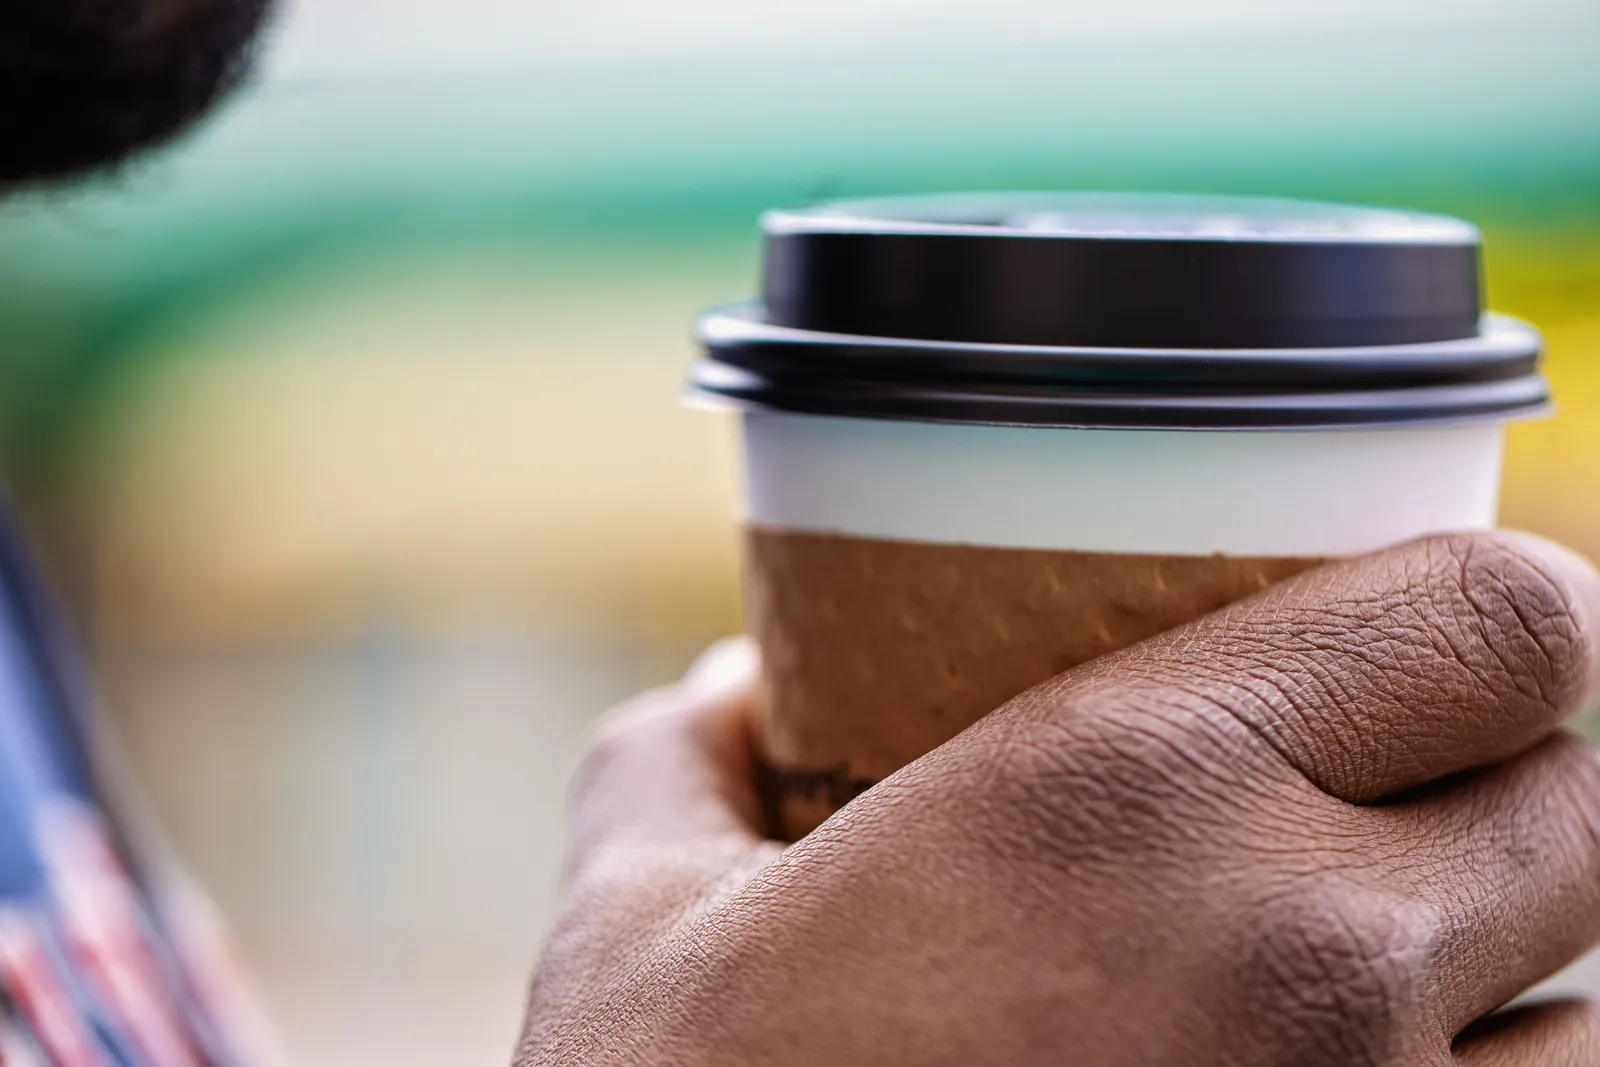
[692,193,1550,838]
[743,413,1507,558]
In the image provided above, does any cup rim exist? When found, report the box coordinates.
[692,305,1549,432]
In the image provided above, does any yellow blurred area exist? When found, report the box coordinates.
[69,247,750,645]
[1504,315,1600,551]
[1490,235,1600,556]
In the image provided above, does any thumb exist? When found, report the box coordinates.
[565,637,772,884]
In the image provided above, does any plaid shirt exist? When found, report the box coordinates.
[0,506,281,1067]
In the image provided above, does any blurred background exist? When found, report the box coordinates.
[0,0,1596,1063]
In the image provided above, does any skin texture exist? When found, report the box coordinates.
[0,0,274,186]
[520,531,1600,1066]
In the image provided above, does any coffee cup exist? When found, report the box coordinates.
[691,193,1548,839]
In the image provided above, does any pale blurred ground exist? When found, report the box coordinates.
[0,0,1595,1064]
[103,629,653,1067]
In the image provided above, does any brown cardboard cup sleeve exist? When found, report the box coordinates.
[744,526,1326,839]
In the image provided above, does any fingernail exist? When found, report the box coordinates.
[681,636,760,699]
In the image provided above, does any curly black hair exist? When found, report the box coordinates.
[0,0,275,185]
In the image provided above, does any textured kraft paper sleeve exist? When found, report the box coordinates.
[743,526,1328,839]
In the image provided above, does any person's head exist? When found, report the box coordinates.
[0,0,276,187]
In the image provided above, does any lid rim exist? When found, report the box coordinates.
[699,305,1543,393]
[700,303,1536,375]
[687,362,1551,432]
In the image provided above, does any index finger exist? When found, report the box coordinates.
[1026,531,1600,804]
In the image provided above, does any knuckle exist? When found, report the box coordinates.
[1427,531,1592,715]
[1247,881,1439,1059]
[974,720,1117,856]
[998,714,1175,810]
[976,707,1259,862]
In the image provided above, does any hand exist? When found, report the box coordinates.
[518,532,1600,1066]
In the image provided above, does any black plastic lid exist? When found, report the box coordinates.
[691,192,1549,431]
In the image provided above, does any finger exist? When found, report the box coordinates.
[566,637,773,878]
[530,641,775,1025]
[1455,999,1600,1065]
[1037,530,1600,803]
[1377,733,1600,1033]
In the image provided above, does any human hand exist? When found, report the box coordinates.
[519,532,1600,1066]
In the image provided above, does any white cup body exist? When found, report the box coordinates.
[742,412,1507,558]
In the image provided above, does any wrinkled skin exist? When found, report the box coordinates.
[521,532,1600,1066]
